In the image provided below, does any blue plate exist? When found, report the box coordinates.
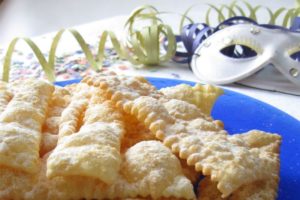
[56,77,300,200]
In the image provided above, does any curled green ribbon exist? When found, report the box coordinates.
[124,5,176,66]
[2,5,176,82]
[3,37,55,82]
[183,0,300,27]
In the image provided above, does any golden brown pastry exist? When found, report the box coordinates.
[0,73,281,200]
[40,86,71,156]
[0,79,54,173]
[159,83,223,116]
[83,72,281,198]
[197,130,281,200]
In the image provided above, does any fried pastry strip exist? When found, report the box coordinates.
[229,130,280,200]
[40,86,72,156]
[121,113,157,153]
[82,71,163,108]
[0,81,13,114]
[1,141,196,200]
[160,83,223,116]
[0,79,54,173]
[43,86,71,134]
[82,72,219,140]
[111,141,195,200]
[47,85,125,185]
[127,96,279,197]
[197,130,281,200]
[47,141,195,199]
[83,73,280,197]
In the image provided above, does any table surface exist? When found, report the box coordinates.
[0,0,300,120]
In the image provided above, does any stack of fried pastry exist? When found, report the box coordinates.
[0,72,281,200]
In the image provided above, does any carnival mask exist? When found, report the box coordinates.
[191,23,300,95]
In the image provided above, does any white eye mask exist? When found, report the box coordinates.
[191,24,300,95]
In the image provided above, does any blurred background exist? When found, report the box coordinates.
[0,0,295,44]
[0,0,299,120]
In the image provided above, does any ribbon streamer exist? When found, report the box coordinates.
[197,0,300,27]
[174,0,300,63]
[1,5,176,82]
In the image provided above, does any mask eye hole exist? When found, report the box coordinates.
[290,51,300,62]
[220,44,257,58]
